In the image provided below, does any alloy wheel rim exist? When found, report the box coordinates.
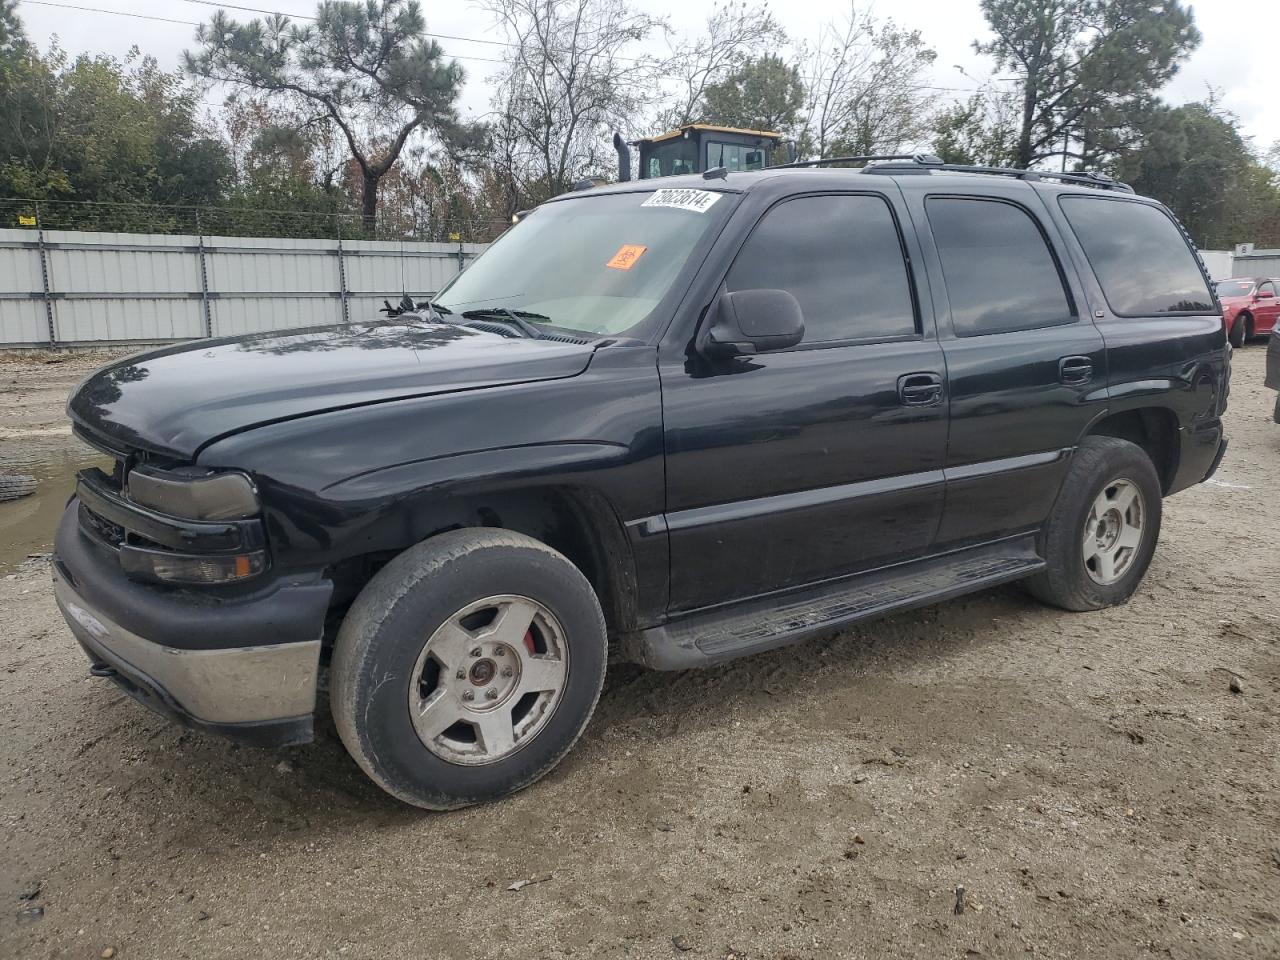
[408,595,569,765]
[1082,478,1145,586]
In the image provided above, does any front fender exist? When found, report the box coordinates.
[197,345,667,626]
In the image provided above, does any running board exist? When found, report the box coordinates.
[622,537,1044,670]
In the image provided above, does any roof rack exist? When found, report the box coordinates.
[865,159,1135,193]
[775,153,1134,193]
[773,153,944,169]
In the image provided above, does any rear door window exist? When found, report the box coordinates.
[1058,197,1214,316]
[726,194,917,343]
[925,197,1074,337]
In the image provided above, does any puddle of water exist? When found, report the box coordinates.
[0,452,109,570]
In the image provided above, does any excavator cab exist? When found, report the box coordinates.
[614,125,789,181]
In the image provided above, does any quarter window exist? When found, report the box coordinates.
[926,197,1074,337]
[1059,197,1214,315]
[726,195,916,343]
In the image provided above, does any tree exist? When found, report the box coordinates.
[0,0,25,56]
[0,25,233,221]
[185,0,465,232]
[930,88,1020,166]
[797,6,936,159]
[219,92,349,232]
[976,0,1200,169]
[700,54,804,136]
[1115,98,1280,249]
[660,2,786,130]
[483,0,662,208]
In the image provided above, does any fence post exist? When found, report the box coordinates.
[336,234,350,323]
[34,202,57,347]
[195,208,213,338]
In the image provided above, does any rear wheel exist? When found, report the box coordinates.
[330,528,608,809]
[1229,314,1250,348]
[1024,436,1162,612]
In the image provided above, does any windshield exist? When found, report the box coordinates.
[1215,280,1254,297]
[433,189,731,338]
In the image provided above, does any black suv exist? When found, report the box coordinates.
[54,160,1229,809]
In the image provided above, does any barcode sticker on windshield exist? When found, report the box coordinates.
[641,189,721,213]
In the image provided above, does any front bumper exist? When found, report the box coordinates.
[53,501,331,746]
[54,565,320,745]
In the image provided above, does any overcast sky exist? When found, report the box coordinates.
[14,0,1278,153]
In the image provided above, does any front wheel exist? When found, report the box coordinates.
[330,529,608,809]
[1024,436,1163,612]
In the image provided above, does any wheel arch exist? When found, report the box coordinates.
[319,445,643,636]
[1083,406,1180,494]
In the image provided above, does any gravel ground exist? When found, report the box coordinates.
[1,346,1277,960]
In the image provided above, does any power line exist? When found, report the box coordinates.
[174,0,513,48]
[22,0,1012,93]
[20,0,508,63]
[24,0,201,26]
[174,0,1021,89]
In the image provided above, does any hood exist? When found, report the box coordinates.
[69,319,597,460]
[1218,295,1251,308]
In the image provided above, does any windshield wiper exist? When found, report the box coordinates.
[459,308,550,339]
[379,295,454,321]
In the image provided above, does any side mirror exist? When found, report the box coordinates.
[1257,289,1275,299]
[700,289,804,358]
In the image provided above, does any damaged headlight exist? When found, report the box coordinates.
[126,465,260,521]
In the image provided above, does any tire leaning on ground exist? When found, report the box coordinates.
[1023,436,1163,612]
[330,528,608,810]
[0,475,37,502]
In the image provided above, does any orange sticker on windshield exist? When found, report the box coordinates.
[606,244,647,270]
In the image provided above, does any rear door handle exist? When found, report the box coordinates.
[898,372,944,406]
[1058,356,1094,385]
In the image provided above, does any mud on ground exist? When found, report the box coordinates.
[1,346,1278,960]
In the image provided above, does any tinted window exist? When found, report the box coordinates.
[727,195,916,343]
[1059,197,1214,315]
[1259,281,1276,297]
[926,197,1073,337]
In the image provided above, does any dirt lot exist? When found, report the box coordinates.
[1,346,1277,960]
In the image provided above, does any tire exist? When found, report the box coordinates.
[0,475,37,502]
[1023,436,1162,612]
[1229,314,1249,348]
[330,528,608,810]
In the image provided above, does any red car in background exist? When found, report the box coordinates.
[1216,277,1280,347]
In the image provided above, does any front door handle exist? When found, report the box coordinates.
[898,372,944,406]
[1058,356,1094,385]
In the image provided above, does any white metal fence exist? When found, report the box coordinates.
[0,228,489,348]
[1233,249,1280,279]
